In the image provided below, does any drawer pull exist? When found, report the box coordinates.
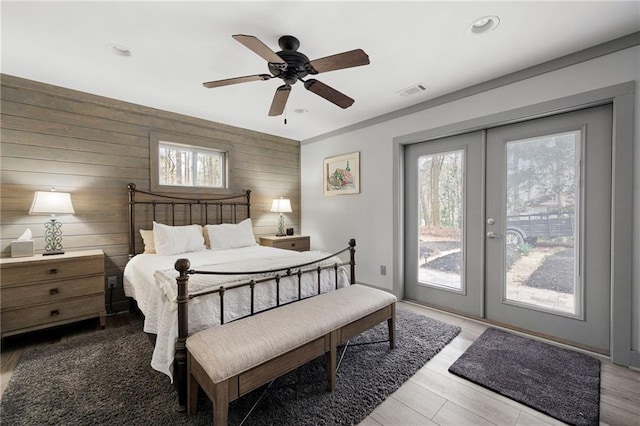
[50,309,60,317]
[49,288,59,295]
[291,243,296,247]
[49,268,58,274]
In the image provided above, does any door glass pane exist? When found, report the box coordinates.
[418,150,464,291]
[504,131,580,315]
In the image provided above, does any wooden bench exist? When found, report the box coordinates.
[185,284,397,424]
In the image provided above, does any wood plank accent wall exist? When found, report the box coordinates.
[0,74,300,313]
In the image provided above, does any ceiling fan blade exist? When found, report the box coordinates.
[307,49,370,74]
[232,34,286,67]
[304,79,354,109]
[268,85,291,116]
[202,74,272,88]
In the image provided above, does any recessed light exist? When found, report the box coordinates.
[107,43,132,57]
[293,108,308,114]
[469,15,500,35]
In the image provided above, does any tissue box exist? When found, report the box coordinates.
[11,240,34,258]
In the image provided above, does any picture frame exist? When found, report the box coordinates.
[323,151,360,196]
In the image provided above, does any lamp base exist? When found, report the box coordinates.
[276,214,286,238]
[43,218,65,256]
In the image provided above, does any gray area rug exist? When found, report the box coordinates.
[448,327,600,426]
[1,308,460,425]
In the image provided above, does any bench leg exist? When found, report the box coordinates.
[213,380,229,426]
[326,330,337,392]
[387,303,396,349]
[187,354,199,415]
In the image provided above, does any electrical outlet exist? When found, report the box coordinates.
[107,276,117,289]
[380,265,387,276]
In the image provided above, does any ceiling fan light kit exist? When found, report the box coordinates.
[202,34,370,117]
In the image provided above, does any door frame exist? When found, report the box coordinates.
[392,81,634,366]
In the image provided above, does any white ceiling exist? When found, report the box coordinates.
[2,1,639,141]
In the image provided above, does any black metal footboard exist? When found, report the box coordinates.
[172,238,356,411]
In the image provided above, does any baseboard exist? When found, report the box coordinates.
[355,281,395,294]
[108,299,131,315]
[630,349,640,370]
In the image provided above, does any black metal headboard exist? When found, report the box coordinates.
[127,183,251,257]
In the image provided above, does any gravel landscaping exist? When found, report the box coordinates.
[524,248,574,294]
[422,241,574,294]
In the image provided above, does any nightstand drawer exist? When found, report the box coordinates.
[273,238,310,251]
[260,235,310,252]
[1,294,105,333]
[1,256,103,287]
[1,276,104,310]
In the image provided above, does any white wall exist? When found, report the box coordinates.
[301,46,640,351]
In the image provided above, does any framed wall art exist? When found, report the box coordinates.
[323,151,360,196]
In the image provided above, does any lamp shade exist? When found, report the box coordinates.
[29,191,75,215]
[270,198,292,213]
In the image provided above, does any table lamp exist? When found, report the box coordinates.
[270,197,292,236]
[29,189,75,255]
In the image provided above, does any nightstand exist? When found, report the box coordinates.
[259,235,310,252]
[0,249,106,338]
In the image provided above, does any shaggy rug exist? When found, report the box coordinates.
[1,309,460,425]
[448,328,600,426]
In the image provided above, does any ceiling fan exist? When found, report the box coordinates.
[202,34,370,116]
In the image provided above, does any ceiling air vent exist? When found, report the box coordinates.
[396,83,428,97]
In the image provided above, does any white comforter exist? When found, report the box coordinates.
[123,245,350,381]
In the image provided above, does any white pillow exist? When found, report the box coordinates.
[139,229,156,254]
[153,222,206,256]
[205,218,256,250]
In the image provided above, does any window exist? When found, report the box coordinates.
[150,132,232,193]
[158,142,225,188]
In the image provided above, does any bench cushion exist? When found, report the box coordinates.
[186,284,396,383]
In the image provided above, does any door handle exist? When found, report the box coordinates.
[487,231,502,239]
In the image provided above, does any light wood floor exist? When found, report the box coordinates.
[1,304,639,425]
[362,302,640,426]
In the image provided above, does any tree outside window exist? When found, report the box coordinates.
[159,142,225,188]
[150,132,232,194]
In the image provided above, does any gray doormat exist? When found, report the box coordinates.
[1,308,460,425]
[448,327,600,426]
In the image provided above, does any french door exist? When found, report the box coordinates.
[404,105,612,353]
[404,132,484,317]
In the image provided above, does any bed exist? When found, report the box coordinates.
[122,183,356,409]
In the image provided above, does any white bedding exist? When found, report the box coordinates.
[123,245,350,381]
